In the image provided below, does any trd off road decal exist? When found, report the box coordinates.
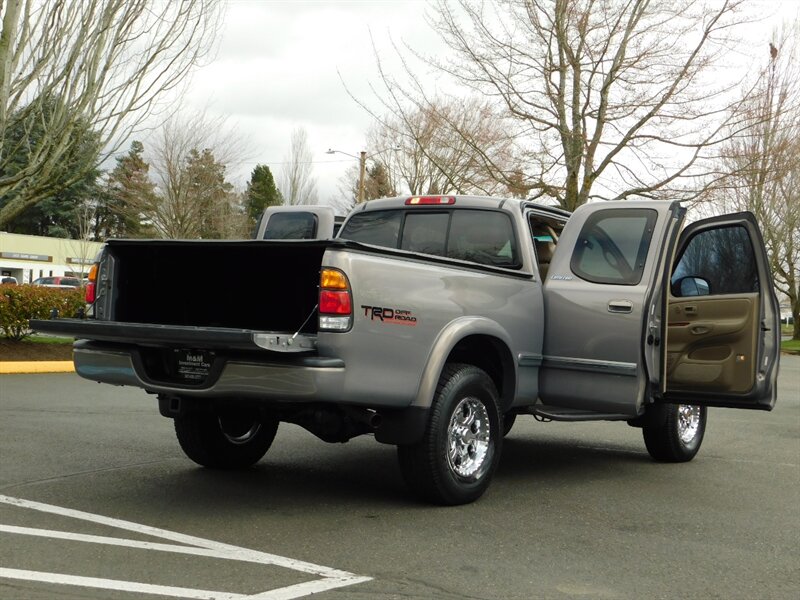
[361,305,418,326]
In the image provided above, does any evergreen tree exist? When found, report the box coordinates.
[8,176,101,238]
[100,141,157,238]
[184,148,237,239]
[245,164,283,222]
[364,162,395,200]
[1,96,101,237]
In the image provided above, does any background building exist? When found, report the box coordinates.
[0,232,103,284]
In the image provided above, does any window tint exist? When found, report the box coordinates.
[447,210,519,267]
[401,213,448,255]
[339,210,402,247]
[61,278,81,286]
[263,212,318,239]
[341,208,519,268]
[672,225,758,296]
[571,209,657,285]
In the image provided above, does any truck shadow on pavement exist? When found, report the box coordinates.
[498,435,651,482]
[84,431,655,513]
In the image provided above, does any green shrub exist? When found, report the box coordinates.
[0,285,84,341]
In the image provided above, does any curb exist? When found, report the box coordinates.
[0,361,75,374]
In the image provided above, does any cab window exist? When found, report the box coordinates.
[263,212,318,239]
[446,210,518,267]
[571,209,657,285]
[671,225,757,296]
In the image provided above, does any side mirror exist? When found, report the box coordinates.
[673,276,711,297]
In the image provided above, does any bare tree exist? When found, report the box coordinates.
[718,29,800,339]
[0,0,222,226]
[66,199,100,279]
[367,0,755,210]
[112,112,248,239]
[280,127,318,205]
[359,97,523,198]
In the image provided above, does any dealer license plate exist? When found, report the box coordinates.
[172,349,214,382]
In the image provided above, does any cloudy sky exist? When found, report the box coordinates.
[170,0,797,209]
[175,0,441,207]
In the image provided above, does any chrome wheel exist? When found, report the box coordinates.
[677,404,701,445]
[447,396,491,479]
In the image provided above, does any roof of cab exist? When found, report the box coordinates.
[348,195,572,219]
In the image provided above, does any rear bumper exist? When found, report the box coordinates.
[74,340,428,444]
[73,340,348,403]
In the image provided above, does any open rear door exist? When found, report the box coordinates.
[661,212,780,410]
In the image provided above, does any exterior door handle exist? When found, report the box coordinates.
[608,300,633,314]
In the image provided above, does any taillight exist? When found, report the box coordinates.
[405,196,456,205]
[319,290,351,314]
[319,268,352,331]
[85,263,98,304]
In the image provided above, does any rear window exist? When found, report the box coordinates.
[339,210,402,247]
[340,208,519,268]
[263,212,318,239]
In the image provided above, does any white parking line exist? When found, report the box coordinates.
[0,495,371,599]
[0,568,246,600]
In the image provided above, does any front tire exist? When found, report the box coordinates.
[642,404,706,462]
[397,363,502,505]
[174,407,279,469]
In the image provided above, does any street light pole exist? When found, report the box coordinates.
[328,146,399,204]
[357,150,367,204]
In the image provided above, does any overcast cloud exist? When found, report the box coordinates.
[170,0,443,207]
[141,0,798,210]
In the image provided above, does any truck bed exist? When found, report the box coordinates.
[99,239,331,332]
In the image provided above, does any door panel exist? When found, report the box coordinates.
[661,212,780,410]
[667,294,758,393]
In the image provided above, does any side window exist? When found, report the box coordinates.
[263,212,318,239]
[571,209,657,285]
[400,212,448,256]
[339,210,402,248]
[447,210,519,268]
[671,225,758,297]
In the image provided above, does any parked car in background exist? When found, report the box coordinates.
[32,276,81,288]
[1,276,18,285]
[254,205,344,240]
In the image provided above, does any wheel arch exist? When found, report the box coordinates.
[413,317,516,412]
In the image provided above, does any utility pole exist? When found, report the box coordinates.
[357,151,367,204]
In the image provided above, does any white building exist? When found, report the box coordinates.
[0,232,104,284]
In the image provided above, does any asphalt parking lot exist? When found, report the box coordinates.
[1,356,798,600]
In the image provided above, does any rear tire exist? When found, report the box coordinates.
[174,407,279,469]
[642,404,706,462]
[397,363,502,505]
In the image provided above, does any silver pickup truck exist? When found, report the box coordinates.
[33,196,781,505]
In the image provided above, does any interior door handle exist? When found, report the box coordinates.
[608,300,633,314]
